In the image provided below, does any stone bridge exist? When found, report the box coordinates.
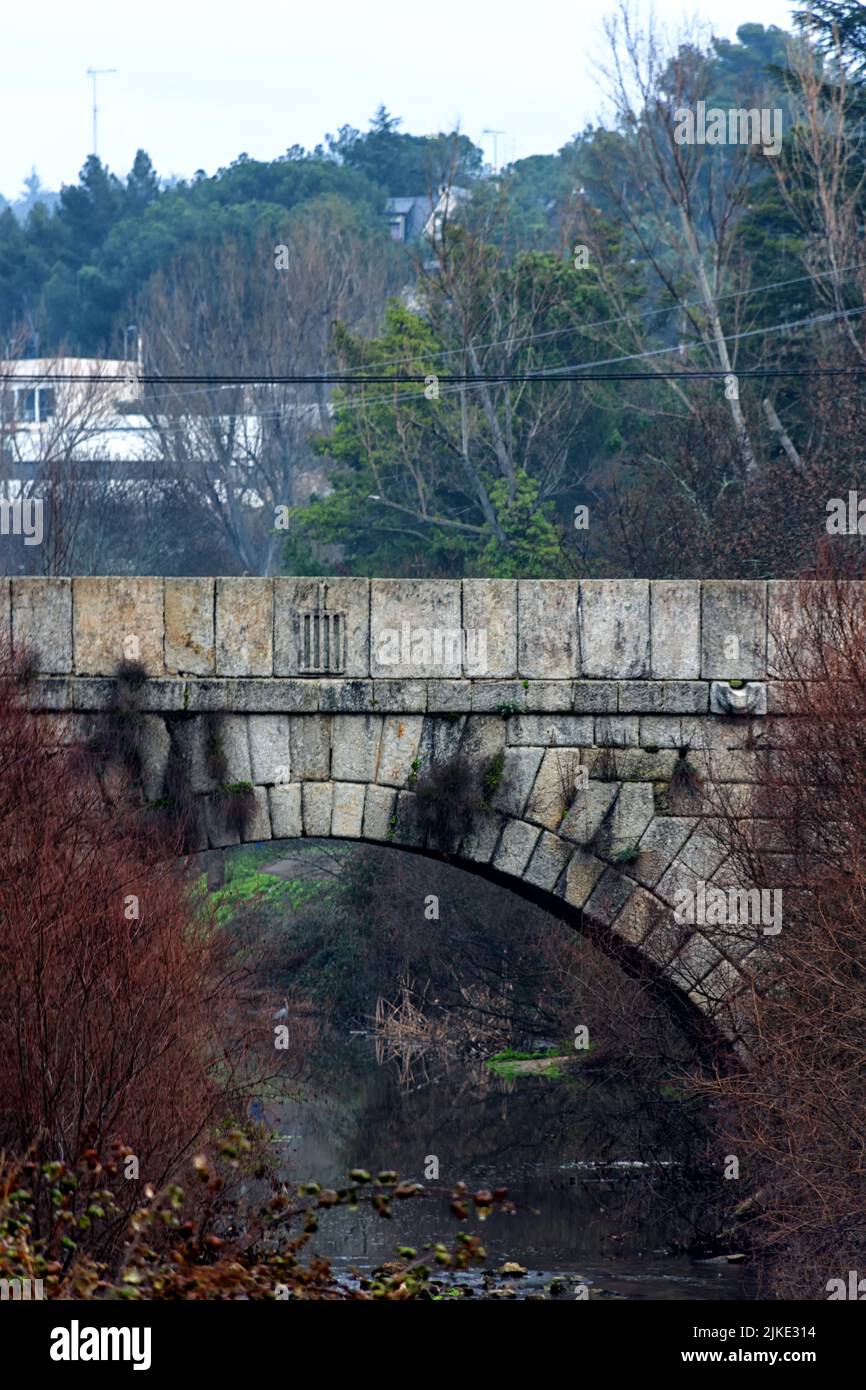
[6,575,798,1045]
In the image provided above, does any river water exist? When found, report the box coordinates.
[258,1031,751,1301]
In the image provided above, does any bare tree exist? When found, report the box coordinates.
[138,213,401,574]
[0,347,133,575]
[589,5,768,478]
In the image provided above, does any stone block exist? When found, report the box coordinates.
[289,716,331,780]
[681,715,739,751]
[172,714,248,793]
[767,580,809,679]
[650,581,700,678]
[493,819,541,877]
[506,714,593,746]
[523,831,574,890]
[595,782,654,859]
[12,577,72,672]
[215,578,273,676]
[585,869,638,926]
[460,811,505,863]
[656,857,702,909]
[634,816,696,888]
[523,681,574,712]
[391,791,426,848]
[572,680,618,713]
[470,681,528,713]
[73,577,164,675]
[302,781,333,836]
[139,714,171,802]
[611,885,662,946]
[221,715,253,784]
[419,712,467,766]
[679,828,727,879]
[331,782,366,837]
[331,714,382,782]
[205,795,240,849]
[462,578,516,676]
[318,680,374,713]
[378,715,424,787]
[164,578,215,675]
[559,779,618,845]
[595,715,639,747]
[490,747,544,816]
[701,581,766,679]
[618,682,708,714]
[268,783,303,839]
[526,748,584,830]
[126,679,187,712]
[362,784,397,841]
[274,577,369,678]
[26,677,74,710]
[247,714,291,785]
[243,786,272,842]
[370,680,427,712]
[177,680,234,714]
[559,849,605,909]
[517,580,580,678]
[668,934,722,990]
[370,579,462,678]
[427,680,472,712]
[580,580,649,678]
[639,716,682,748]
[458,715,506,765]
[640,915,691,969]
[590,748,678,781]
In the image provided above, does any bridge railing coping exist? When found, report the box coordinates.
[0,575,834,684]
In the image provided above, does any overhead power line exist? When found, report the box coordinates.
[7,365,866,385]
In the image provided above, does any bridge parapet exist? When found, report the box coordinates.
[3,574,793,688]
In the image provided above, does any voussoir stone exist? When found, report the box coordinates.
[302,781,333,836]
[268,783,302,839]
[362,784,397,841]
[493,819,541,876]
[289,716,331,780]
[331,782,366,837]
[523,830,574,891]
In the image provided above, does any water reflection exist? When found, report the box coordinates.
[260,1032,750,1301]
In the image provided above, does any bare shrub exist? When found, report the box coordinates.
[0,644,256,1259]
[698,566,866,1295]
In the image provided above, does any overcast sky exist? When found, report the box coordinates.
[1,0,798,200]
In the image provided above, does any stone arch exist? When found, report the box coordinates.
[162,707,754,1052]
[12,573,778,1046]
